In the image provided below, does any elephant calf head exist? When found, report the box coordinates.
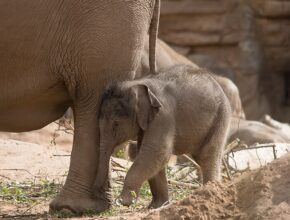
[95,81,161,190]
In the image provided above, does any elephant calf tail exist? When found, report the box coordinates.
[149,0,160,74]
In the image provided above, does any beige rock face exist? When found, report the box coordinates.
[160,0,290,122]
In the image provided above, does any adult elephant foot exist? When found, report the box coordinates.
[48,163,111,214]
[49,194,109,214]
[49,163,112,214]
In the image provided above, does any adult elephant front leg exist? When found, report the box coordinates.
[50,96,109,213]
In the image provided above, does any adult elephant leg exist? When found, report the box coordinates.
[50,97,110,213]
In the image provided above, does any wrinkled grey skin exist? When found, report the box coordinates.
[95,65,231,208]
[138,37,245,119]
[0,0,160,213]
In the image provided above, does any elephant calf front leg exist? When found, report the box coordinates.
[126,141,169,208]
[120,143,171,207]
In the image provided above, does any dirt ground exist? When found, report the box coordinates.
[1,123,290,219]
[142,153,290,220]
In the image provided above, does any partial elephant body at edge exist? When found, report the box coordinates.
[0,0,160,213]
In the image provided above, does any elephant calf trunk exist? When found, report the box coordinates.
[94,144,115,192]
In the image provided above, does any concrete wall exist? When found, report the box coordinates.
[159,0,290,122]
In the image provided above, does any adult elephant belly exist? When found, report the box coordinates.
[0,79,70,132]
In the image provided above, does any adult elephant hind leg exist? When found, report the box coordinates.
[50,99,110,214]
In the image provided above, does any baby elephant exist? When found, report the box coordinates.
[94,65,231,208]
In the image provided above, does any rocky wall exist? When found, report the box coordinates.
[159,0,290,122]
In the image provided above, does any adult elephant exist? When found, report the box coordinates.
[0,0,160,214]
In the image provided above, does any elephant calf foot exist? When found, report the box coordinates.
[119,188,138,207]
[49,193,110,214]
[148,197,169,209]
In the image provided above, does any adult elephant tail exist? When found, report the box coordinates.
[149,0,160,74]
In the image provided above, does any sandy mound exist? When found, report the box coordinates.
[144,183,239,220]
[142,153,290,220]
[236,153,290,219]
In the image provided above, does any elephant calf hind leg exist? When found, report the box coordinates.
[148,168,169,208]
[196,110,230,184]
[196,139,225,184]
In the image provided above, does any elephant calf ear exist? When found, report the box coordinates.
[130,84,161,131]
